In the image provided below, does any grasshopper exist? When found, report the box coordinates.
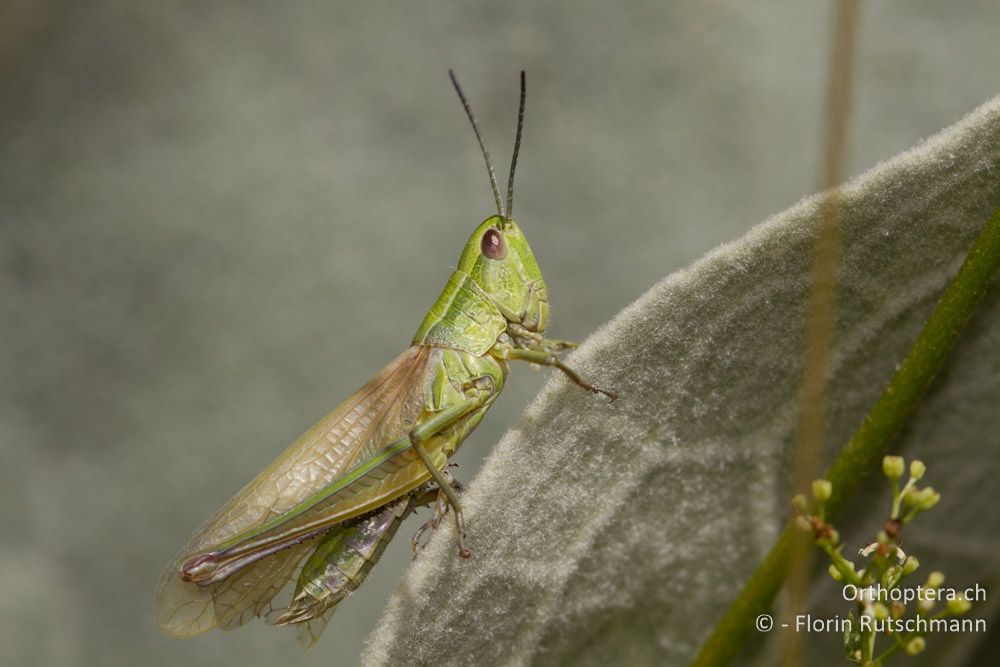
[154,71,615,645]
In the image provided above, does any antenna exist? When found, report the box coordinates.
[448,70,504,218]
[505,71,526,221]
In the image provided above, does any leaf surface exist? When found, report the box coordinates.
[363,96,1000,667]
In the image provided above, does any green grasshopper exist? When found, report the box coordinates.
[154,70,615,645]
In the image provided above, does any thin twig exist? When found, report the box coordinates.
[783,2,860,665]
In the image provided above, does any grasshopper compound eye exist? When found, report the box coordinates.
[481,228,507,260]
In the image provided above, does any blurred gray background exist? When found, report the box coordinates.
[2,1,999,666]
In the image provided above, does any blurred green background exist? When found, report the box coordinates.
[2,2,999,666]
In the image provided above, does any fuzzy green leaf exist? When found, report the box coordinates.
[363,97,1000,666]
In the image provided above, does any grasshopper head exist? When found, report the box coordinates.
[448,72,548,332]
[458,215,549,333]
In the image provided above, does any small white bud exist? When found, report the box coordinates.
[882,455,904,480]
[948,596,971,615]
[812,479,832,502]
[906,637,926,655]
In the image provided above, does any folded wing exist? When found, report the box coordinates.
[154,345,433,637]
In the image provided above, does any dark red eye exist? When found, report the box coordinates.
[481,228,507,260]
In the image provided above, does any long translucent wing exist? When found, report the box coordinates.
[154,345,432,638]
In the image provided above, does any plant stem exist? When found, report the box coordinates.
[818,541,860,586]
[689,201,1000,667]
